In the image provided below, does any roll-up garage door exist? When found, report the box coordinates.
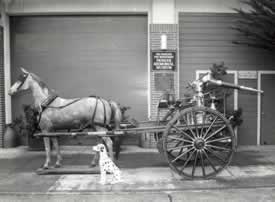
[179,13,275,145]
[11,15,148,123]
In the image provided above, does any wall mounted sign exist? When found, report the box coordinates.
[152,50,176,71]
[238,71,257,79]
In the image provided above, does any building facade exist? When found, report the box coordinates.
[0,0,275,147]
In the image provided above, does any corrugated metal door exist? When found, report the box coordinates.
[179,13,275,145]
[11,15,148,123]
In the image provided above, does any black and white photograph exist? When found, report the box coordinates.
[0,0,275,201]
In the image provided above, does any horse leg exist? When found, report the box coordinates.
[102,136,114,161]
[90,151,99,167]
[90,135,100,167]
[52,137,62,168]
[90,127,114,167]
[43,136,51,169]
[114,137,121,160]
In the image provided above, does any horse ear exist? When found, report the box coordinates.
[20,67,29,74]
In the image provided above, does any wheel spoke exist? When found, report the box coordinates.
[200,151,206,177]
[172,125,194,141]
[202,116,218,138]
[168,144,193,152]
[167,136,185,142]
[192,110,199,138]
[199,112,206,138]
[206,144,231,152]
[182,115,196,138]
[192,151,199,177]
[205,125,227,141]
[207,136,232,144]
[205,147,227,164]
[202,149,217,173]
[171,147,194,163]
[181,150,196,171]
[167,136,194,144]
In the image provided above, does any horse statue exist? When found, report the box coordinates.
[8,68,122,169]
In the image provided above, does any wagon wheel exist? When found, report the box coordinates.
[156,108,178,154]
[163,106,236,179]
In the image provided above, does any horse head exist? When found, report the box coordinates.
[9,67,33,96]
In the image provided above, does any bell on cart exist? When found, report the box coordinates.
[209,94,218,110]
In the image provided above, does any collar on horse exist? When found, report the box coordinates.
[40,94,59,111]
[36,94,59,130]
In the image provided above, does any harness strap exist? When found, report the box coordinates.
[47,98,82,110]
[99,98,107,126]
[91,97,99,127]
[37,95,112,132]
[41,94,58,111]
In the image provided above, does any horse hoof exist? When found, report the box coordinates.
[43,166,49,170]
[54,164,61,168]
[89,163,96,168]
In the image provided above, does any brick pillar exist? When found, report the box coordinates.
[0,26,5,147]
[150,24,178,120]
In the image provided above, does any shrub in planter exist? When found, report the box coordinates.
[3,123,18,148]
[23,105,44,150]
[11,105,44,150]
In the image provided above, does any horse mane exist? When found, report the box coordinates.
[30,73,57,95]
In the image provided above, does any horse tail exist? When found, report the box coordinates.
[109,100,122,159]
[109,100,122,129]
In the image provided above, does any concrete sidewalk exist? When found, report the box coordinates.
[0,145,275,194]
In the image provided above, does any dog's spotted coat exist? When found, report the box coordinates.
[93,143,121,184]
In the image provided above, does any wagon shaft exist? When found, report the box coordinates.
[34,121,225,138]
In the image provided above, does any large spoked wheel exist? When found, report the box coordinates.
[156,108,177,154]
[163,106,236,179]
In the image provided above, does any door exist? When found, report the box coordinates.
[261,74,275,145]
[238,79,258,145]
[10,15,148,121]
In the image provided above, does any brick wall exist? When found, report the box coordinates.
[0,26,5,147]
[150,24,178,120]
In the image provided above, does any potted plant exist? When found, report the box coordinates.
[22,105,44,151]
[3,123,18,148]
[10,105,43,150]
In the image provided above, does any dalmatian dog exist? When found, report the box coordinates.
[92,143,121,185]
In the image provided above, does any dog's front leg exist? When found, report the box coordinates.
[100,168,107,185]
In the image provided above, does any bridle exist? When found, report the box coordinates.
[16,73,29,90]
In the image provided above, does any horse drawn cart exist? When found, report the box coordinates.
[32,72,262,179]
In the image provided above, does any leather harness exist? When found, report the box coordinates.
[37,94,111,131]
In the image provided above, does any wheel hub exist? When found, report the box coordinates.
[194,138,205,150]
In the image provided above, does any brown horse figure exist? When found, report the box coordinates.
[9,68,122,169]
